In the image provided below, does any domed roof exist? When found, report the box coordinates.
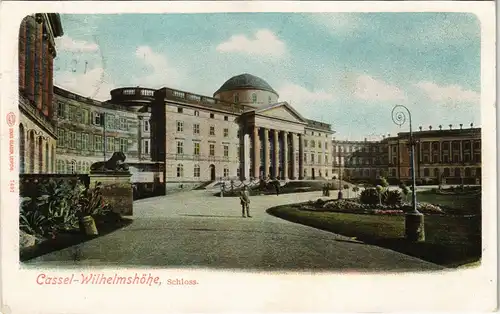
[214,73,278,96]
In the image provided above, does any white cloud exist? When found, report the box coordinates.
[54,67,114,101]
[216,29,286,58]
[350,74,407,102]
[55,35,100,53]
[414,81,480,105]
[133,46,182,88]
[278,83,335,104]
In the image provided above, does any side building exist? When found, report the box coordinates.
[387,124,481,185]
[18,13,63,174]
[53,86,141,173]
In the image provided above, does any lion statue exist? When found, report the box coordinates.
[90,152,129,172]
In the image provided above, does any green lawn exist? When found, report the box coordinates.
[415,191,481,215]
[267,191,482,267]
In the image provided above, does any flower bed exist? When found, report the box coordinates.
[303,198,444,215]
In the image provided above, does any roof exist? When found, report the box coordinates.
[214,73,278,96]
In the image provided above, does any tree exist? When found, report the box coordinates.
[352,185,360,197]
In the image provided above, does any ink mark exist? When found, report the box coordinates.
[6,112,15,127]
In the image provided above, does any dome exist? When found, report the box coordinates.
[214,73,278,97]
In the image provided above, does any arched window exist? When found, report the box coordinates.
[38,137,43,173]
[234,93,239,103]
[454,168,461,177]
[27,131,35,173]
[252,93,257,103]
[443,168,450,177]
[51,145,55,173]
[19,124,25,173]
[45,142,49,173]
[177,163,184,177]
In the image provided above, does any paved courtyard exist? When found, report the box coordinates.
[25,189,443,271]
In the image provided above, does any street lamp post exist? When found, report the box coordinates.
[391,105,425,242]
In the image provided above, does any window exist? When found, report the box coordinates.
[120,118,127,130]
[224,167,229,177]
[325,142,328,149]
[177,121,184,132]
[176,141,184,155]
[453,154,460,163]
[443,168,450,177]
[234,94,239,103]
[223,145,229,157]
[144,140,150,154]
[318,155,322,164]
[304,140,308,147]
[176,164,184,177]
[76,133,82,150]
[304,154,307,163]
[119,138,128,153]
[325,155,328,163]
[209,144,215,156]
[252,93,257,103]
[69,161,76,174]
[104,114,114,129]
[93,112,102,126]
[311,141,315,148]
[193,124,200,134]
[194,164,200,177]
[210,113,215,119]
[57,102,65,118]
[237,130,240,138]
[57,129,65,147]
[144,120,149,132]
[443,155,449,163]
[318,141,322,149]
[423,155,429,163]
[70,131,76,149]
[311,154,315,163]
[424,168,430,177]
[194,110,199,117]
[223,128,229,137]
[177,107,183,113]
[224,116,228,121]
[474,153,481,163]
[82,133,89,150]
[210,126,215,136]
[82,109,89,124]
[107,137,114,152]
[237,168,241,178]
[193,142,200,155]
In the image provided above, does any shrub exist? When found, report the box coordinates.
[77,182,110,218]
[360,188,379,205]
[383,189,403,206]
[323,200,365,212]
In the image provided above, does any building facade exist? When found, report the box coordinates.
[387,125,481,185]
[151,74,335,183]
[18,13,63,174]
[53,86,141,174]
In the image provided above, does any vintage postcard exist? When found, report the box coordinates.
[0,1,497,313]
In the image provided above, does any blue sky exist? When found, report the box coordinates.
[53,13,481,140]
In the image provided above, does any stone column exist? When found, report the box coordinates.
[239,126,246,180]
[34,15,43,110]
[282,131,288,180]
[273,129,279,179]
[298,133,304,180]
[290,133,296,179]
[19,19,26,91]
[47,47,54,119]
[42,35,49,116]
[252,126,260,179]
[26,16,36,102]
[263,128,270,179]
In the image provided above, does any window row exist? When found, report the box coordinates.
[303,153,329,164]
[177,107,231,121]
[176,121,234,138]
[55,160,92,174]
[176,164,232,178]
[57,102,132,131]
[304,139,328,149]
[57,129,129,152]
[177,141,231,157]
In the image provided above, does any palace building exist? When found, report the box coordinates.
[18,13,63,174]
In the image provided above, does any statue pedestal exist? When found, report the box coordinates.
[89,171,133,216]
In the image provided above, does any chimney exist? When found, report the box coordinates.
[439,125,442,130]
[449,124,452,130]
[460,123,463,129]
[470,123,474,128]
[429,125,432,130]
[419,126,422,131]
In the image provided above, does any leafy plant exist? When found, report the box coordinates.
[77,182,110,218]
[383,189,403,206]
[20,197,47,237]
[360,188,379,205]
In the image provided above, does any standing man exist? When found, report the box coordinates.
[239,185,251,218]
